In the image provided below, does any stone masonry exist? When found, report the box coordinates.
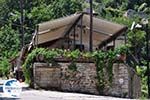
[110,63,130,97]
[33,62,141,98]
[110,63,141,98]
[33,62,99,94]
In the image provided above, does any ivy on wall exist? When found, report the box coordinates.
[23,48,59,83]
[23,45,128,90]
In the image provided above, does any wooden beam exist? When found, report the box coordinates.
[98,26,128,48]
[64,14,83,37]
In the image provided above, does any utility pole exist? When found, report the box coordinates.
[20,0,24,48]
[89,0,93,52]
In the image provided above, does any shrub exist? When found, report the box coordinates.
[0,57,10,79]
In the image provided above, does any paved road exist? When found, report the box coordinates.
[0,81,132,100]
[17,89,131,100]
[0,81,131,100]
[0,89,132,100]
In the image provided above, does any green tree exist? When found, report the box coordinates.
[0,25,19,78]
[28,0,83,24]
[0,25,20,56]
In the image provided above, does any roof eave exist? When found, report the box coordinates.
[98,26,128,48]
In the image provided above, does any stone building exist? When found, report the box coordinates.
[13,12,141,99]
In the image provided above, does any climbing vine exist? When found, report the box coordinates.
[93,51,107,92]
[23,45,128,90]
[23,48,59,83]
[93,45,128,93]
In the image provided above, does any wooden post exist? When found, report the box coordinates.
[89,0,93,52]
[80,17,83,50]
[73,26,76,49]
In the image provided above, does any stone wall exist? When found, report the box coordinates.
[33,62,99,94]
[110,63,141,98]
[110,63,130,97]
[33,63,61,89]
[33,62,141,98]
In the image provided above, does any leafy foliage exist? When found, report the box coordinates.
[0,57,10,78]
[64,50,81,60]
[0,25,19,54]
[136,65,148,98]
[0,0,84,79]
[23,46,128,90]
[68,62,77,72]
[0,25,19,78]
[23,48,59,83]
[28,0,83,25]
[0,0,149,97]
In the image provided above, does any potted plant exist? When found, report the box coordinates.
[116,45,128,61]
